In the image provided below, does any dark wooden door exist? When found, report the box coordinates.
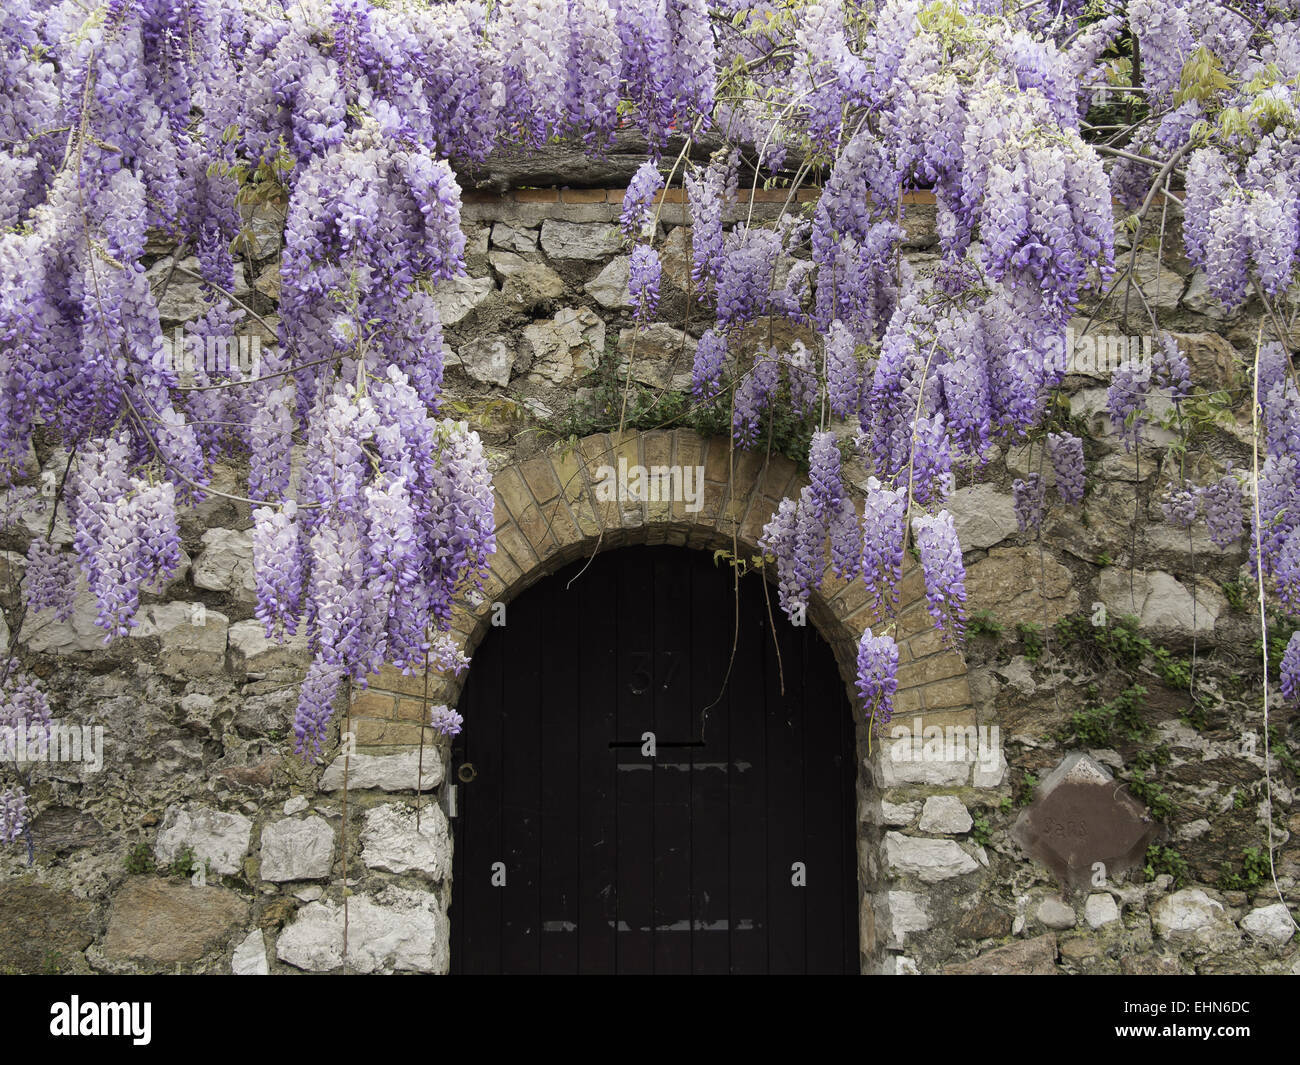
[449,545,858,974]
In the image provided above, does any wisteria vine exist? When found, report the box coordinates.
[0,0,1298,856]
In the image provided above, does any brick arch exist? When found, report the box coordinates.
[353,426,973,757]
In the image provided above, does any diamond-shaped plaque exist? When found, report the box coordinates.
[1011,753,1159,892]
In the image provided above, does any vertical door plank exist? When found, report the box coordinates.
[726,573,767,974]
[652,549,693,973]
[577,554,619,973]
[689,550,731,974]
[540,573,582,973]
[615,549,656,973]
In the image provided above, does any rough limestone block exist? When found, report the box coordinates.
[260,816,336,882]
[155,804,252,876]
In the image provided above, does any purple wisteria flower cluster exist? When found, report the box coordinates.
[67,436,183,640]
[1107,359,1151,451]
[913,510,968,644]
[23,538,77,622]
[0,664,51,742]
[1047,432,1085,506]
[856,629,900,735]
[1201,475,1244,549]
[428,705,465,738]
[1013,475,1046,532]
[1153,334,1192,404]
[252,501,304,640]
[1162,487,1200,530]
[621,161,664,238]
[629,244,662,324]
[1283,631,1300,706]
[279,372,495,759]
[1153,472,1242,550]
[0,789,26,846]
[0,0,517,773]
[861,478,908,617]
[1254,346,1300,615]
[0,665,52,842]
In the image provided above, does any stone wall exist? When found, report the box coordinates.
[0,183,1295,974]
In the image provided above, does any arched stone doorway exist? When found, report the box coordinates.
[347,429,988,972]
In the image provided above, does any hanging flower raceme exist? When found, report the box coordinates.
[1107,359,1151,451]
[1275,530,1300,615]
[1254,454,1300,584]
[614,0,715,147]
[0,788,26,845]
[1201,475,1244,549]
[629,244,662,323]
[829,497,862,580]
[1282,631,1300,706]
[784,341,819,416]
[1,667,52,804]
[496,0,575,147]
[246,348,298,504]
[1,664,52,740]
[309,512,369,669]
[794,0,869,150]
[1047,432,1084,505]
[825,321,861,419]
[1152,334,1192,404]
[732,349,780,446]
[1262,374,1300,465]
[811,131,901,339]
[866,283,934,480]
[938,349,993,466]
[767,489,825,619]
[622,161,664,238]
[1126,0,1194,108]
[428,631,471,677]
[856,628,899,734]
[1062,14,1123,116]
[429,705,465,738]
[910,414,954,506]
[912,510,967,643]
[1162,487,1200,530]
[686,150,736,292]
[424,418,497,630]
[1180,78,1300,312]
[861,478,907,617]
[759,497,804,622]
[67,436,182,640]
[807,431,844,525]
[564,0,622,148]
[692,328,728,401]
[23,538,77,622]
[716,225,784,328]
[1013,475,1045,532]
[252,501,305,639]
[292,659,346,762]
